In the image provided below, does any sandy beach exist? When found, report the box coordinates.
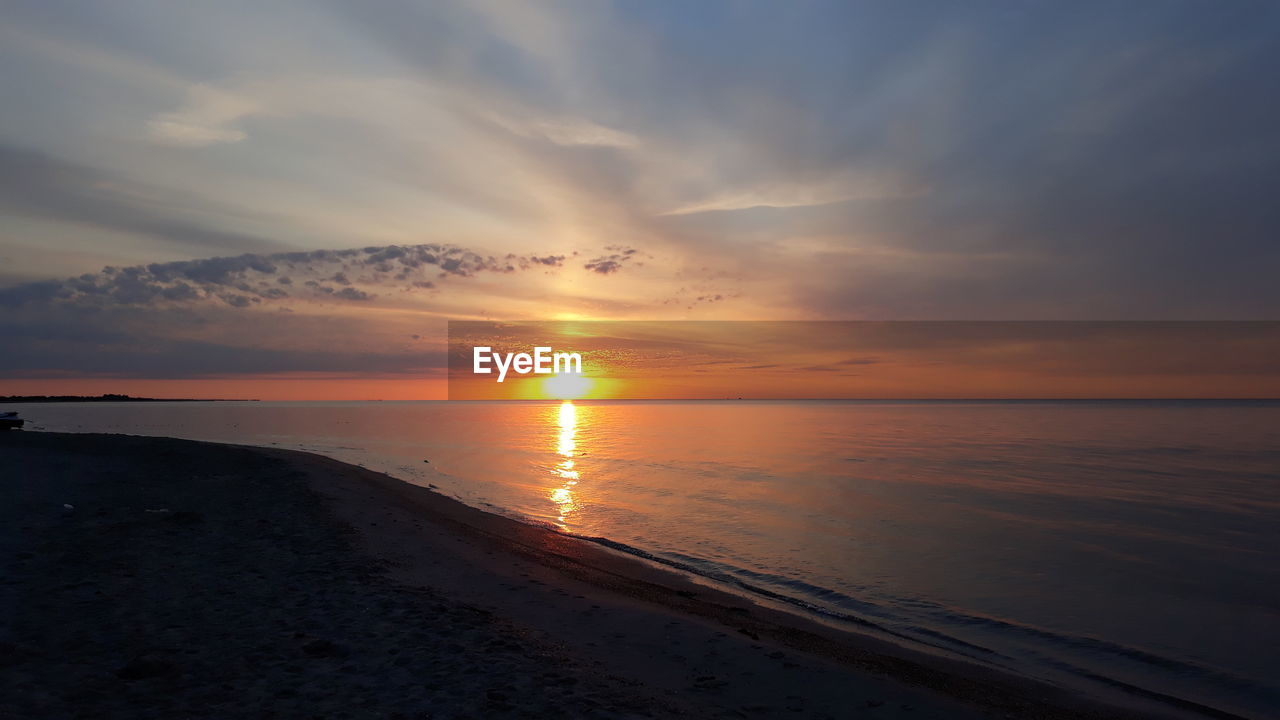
[1,432,1192,719]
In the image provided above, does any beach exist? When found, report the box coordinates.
[2,432,1193,719]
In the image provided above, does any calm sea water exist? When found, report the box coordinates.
[17,400,1279,718]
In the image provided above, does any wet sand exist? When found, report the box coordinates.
[1,432,1187,719]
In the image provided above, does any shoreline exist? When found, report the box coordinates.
[2,431,1231,718]
[264,441,1235,720]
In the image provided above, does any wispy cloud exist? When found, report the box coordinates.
[484,112,639,148]
[146,83,259,147]
[0,144,281,253]
[662,173,925,216]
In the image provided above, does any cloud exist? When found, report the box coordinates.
[0,238,655,378]
[529,255,565,266]
[2,0,1279,327]
[662,173,925,216]
[485,111,639,148]
[146,82,262,147]
[584,246,639,275]
[147,121,248,147]
[532,118,638,148]
[0,242,630,311]
[334,287,372,301]
[0,144,280,253]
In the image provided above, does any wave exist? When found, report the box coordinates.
[558,527,1271,719]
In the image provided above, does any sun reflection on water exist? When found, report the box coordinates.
[550,400,580,526]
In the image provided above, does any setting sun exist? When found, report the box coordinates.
[541,373,594,400]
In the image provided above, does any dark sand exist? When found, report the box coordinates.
[1,432,1186,719]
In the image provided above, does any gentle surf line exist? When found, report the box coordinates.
[498,515,1260,720]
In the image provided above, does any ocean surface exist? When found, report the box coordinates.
[17,400,1279,718]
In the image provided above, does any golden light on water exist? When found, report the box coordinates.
[556,401,577,457]
[550,400,580,526]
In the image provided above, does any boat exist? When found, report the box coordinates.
[0,411,24,431]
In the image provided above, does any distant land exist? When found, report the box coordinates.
[0,394,257,403]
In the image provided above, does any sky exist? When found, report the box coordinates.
[445,321,1280,400]
[1,1,1278,399]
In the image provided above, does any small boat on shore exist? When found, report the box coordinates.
[0,411,24,431]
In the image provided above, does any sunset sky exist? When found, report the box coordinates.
[2,1,1278,399]
[446,321,1280,400]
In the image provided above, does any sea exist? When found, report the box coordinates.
[15,399,1279,719]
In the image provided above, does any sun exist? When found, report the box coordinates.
[541,372,593,400]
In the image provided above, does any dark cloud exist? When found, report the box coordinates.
[584,259,622,275]
[584,246,640,275]
[0,243,606,311]
[334,287,372,301]
[162,283,200,302]
[0,241,635,378]
[0,280,69,306]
